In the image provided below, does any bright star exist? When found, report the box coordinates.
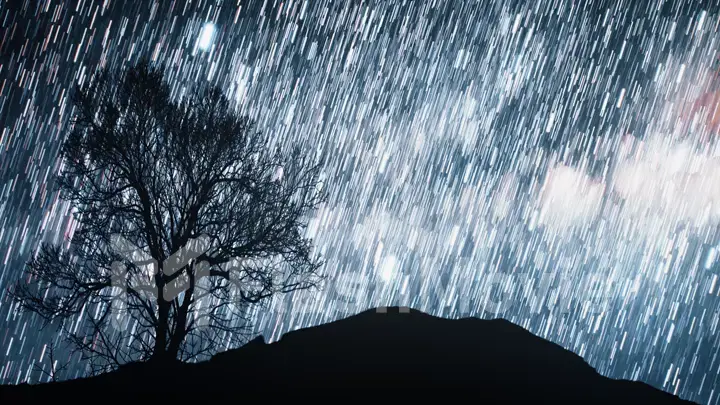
[198,23,215,51]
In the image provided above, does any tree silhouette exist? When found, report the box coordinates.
[10,61,326,372]
[34,341,71,383]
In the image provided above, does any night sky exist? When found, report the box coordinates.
[2,0,720,403]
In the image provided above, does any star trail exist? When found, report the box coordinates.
[2,0,720,402]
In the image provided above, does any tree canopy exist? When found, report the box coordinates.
[10,61,326,372]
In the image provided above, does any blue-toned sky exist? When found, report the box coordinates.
[2,0,720,403]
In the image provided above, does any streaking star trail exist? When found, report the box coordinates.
[2,0,720,403]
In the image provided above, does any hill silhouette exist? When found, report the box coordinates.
[1,307,697,403]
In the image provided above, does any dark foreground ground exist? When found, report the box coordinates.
[0,307,698,404]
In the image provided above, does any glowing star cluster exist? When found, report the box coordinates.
[1,1,720,403]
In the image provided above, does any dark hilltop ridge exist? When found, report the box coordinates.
[1,307,697,404]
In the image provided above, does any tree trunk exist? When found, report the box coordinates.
[151,274,170,362]
[166,313,186,360]
[166,267,195,359]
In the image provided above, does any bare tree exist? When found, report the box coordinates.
[10,61,326,370]
[34,341,71,383]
